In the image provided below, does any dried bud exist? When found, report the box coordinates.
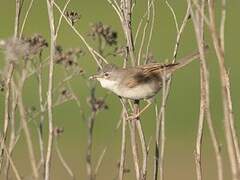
[114,46,128,57]
[0,79,5,92]
[88,96,108,112]
[53,127,64,137]
[65,11,81,26]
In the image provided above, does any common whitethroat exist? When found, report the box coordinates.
[89,48,206,119]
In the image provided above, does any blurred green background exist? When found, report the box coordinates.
[0,0,240,179]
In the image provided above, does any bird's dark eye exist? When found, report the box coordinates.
[104,72,109,77]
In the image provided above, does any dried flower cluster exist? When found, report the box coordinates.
[65,11,81,26]
[0,34,48,62]
[87,94,108,112]
[55,45,84,69]
[23,34,48,56]
[89,22,118,46]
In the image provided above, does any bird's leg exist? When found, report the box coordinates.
[128,100,152,120]
[118,96,129,118]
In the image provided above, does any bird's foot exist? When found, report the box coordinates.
[126,113,140,120]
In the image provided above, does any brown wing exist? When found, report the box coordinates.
[138,63,179,75]
[122,63,178,88]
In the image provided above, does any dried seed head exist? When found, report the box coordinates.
[65,11,81,26]
[87,96,108,112]
[0,34,48,62]
[88,22,118,46]
[55,45,84,69]
[1,37,30,62]
[23,33,48,56]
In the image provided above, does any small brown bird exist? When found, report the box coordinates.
[90,49,204,118]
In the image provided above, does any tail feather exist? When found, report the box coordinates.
[165,45,208,73]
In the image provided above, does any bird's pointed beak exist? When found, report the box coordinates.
[89,74,101,80]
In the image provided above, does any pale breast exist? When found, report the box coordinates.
[116,81,162,100]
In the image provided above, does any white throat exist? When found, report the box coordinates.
[97,78,119,92]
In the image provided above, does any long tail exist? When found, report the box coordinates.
[165,45,208,73]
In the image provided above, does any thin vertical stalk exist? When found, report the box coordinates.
[45,0,56,179]
[0,0,22,171]
[190,1,224,180]
[208,0,239,179]
[37,54,45,176]
[17,72,39,179]
[153,2,191,180]
[120,0,135,65]
[136,120,147,180]
[86,112,96,180]
[128,120,140,180]
[118,107,127,180]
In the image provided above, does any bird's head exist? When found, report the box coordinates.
[89,64,121,90]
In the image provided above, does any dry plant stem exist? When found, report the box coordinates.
[192,2,205,180]
[207,0,240,178]
[1,140,21,180]
[153,103,159,180]
[0,0,22,170]
[159,71,166,180]
[14,0,22,37]
[55,0,71,36]
[45,0,56,179]
[190,2,223,180]
[55,139,75,179]
[120,0,135,65]
[94,147,107,179]
[86,112,96,180]
[19,0,34,38]
[153,3,190,180]
[17,71,39,179]
[118,100,127,180]
[220,0,240,168]
[37,56,45,174]
[4,80,18,179]
[137,0,151,65]
[136,120,147,180]
[106,0,123,22]
[0,64,14,170]
[128,120,140,180]
[190,1,223,180]
[145,0,155,61]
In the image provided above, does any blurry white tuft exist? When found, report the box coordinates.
[1,37,30,62]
